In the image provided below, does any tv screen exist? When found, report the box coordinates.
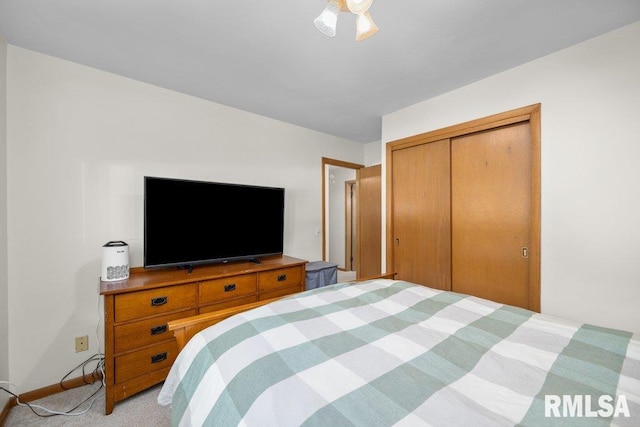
[144,177,285,269]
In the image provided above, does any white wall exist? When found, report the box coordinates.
[383,21,640,334]
[6,46,365,392]
[0,34,9,409]
[364,140,382,166]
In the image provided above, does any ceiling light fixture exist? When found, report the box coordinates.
[314,0,378,41]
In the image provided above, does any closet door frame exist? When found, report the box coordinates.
[386,104,541,312]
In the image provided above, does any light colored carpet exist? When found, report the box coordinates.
[5,382,170,426]
[337,270,356,282]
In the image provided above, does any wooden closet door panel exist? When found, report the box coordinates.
[451,122,531,308]
[392,139,451,290]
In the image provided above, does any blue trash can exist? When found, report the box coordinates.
[305,261,339,290]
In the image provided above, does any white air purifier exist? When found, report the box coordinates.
[102,241,130,282]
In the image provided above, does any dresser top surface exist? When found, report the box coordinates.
[100,255,307,295]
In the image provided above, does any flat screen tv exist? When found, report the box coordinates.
[144,176,285,269]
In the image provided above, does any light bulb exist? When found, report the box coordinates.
[314,1,341,37]
[346,0,373,14]
[355,11,378,41]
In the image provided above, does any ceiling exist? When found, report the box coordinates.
[1,1,639,143]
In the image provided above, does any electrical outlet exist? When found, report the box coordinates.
[75,335,88,352]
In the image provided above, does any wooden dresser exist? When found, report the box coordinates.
[99,255,307,414]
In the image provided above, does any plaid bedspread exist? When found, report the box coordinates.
[158,279,639,426]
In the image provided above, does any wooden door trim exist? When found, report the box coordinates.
[388,105,538,151]
[345,180,356,271]
[528,107,541,312]
[322,157,364,262]
[386,104,541,312]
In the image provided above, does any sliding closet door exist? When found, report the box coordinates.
[391,139,451,290]
[451,122,531,309]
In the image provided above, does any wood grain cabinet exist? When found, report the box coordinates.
[100,255,307,414]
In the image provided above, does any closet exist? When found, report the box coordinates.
[386,105,540,311]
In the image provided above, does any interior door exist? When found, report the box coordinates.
[451,122,531,308]
[356,165,381,278]
[391,140,451,289]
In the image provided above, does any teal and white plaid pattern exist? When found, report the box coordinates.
[158,280,639,426]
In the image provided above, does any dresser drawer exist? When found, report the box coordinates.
[114,309,196,354]
[115,341,178,384]
[259,285,300,301]
[258,266,303,291]
[199,274,256,305]
[114,284,196,323]
[199,295,257,314]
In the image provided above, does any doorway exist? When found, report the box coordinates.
[322,158,382,280]
[322,158,361,270]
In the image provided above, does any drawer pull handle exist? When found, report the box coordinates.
[277,274,287,282]
[150,325,167,335]
[151,352,168,364]
[224,284,236,292]
[151,296,167,306]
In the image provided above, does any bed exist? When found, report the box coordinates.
[158,279,639,426]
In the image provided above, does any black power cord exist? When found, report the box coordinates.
[59,353,105,389]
